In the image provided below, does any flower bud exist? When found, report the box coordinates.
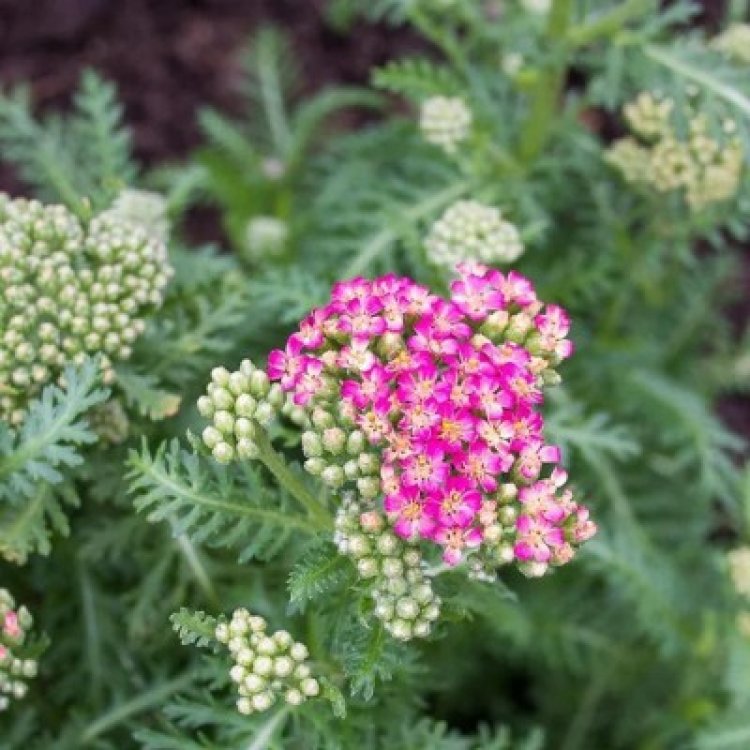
[250,369,271,397]
[212,443,235,464]
[301,431,323,457]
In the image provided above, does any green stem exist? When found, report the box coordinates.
[559,666,612,750]
[254,428,332,529]
[567,0,655,48]
[174,533,220,608]
[728,0,750,22]
[78,560,104,701]
[259,42,292,157]
[341,180,472,279]
[411,8,469,73]
[519,0,574,163]
[245,706,291,750]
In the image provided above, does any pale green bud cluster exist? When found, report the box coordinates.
[623,91,674,140]
[419,96,473,154]
[334,495,441,641]
[520,0,550,14]
[243,216,289,263]
[729,547,750,639]
[729,547,750,599]
[606,94,744,212]
[0,589,37,713]
[711,23,750,65]
[106,188,170,244]
[215,609,319,714]
[198,360,301,464]
[301,414,382,497]
[604,138,652,186]
[425,200,524,267]
[0,194,172,423]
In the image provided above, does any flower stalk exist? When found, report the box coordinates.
[254,427,333,529]
[519,0,574,163]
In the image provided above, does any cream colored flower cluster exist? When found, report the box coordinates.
[419,96,473,154]
[711,24,750,65]
[243,216,288,263]
[728,547,750,638]
[606,93,744,212]
[425,200,524,268]
[215,609,320,715]
[0,193,172,423]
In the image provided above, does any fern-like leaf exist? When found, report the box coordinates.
[337,621,413,700]
[373,58,463,99]
[171,608,219,649]
[0,358,109,501]
[70,69,136,205]
[287,543,352,614]
[127,440,316,562]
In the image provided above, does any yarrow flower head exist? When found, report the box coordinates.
[606,93,744,212]
[243,216,289,264]
[260,262,594,580]
[425,200,524,268]
[0,193,172,423]
[215,609,319,714]
[711,23,750,65]
[0,589,37,713]
[419,96,473,154]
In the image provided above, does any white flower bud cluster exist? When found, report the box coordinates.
[425,200,524,268]
[711,23,750,65]
[334,495,441,641]
[520,0,551,14]
[728,547,750,639]
[215,609,319,714]
[0,193,172,423]
[0,589,37,713]
[606,94,744,212]
[729,547,750,599]
[243,216,289,264]
[301,413,382,497]
[419,96,473,154]
[106,188,170,244]
[198,360,293,464]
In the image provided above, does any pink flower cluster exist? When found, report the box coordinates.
[268,263,595,571]
[0,610,20,663]
[2,612,19,640]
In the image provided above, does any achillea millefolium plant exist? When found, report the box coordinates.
[1,1,750,748]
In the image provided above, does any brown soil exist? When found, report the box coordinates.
[0,0,420,178]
